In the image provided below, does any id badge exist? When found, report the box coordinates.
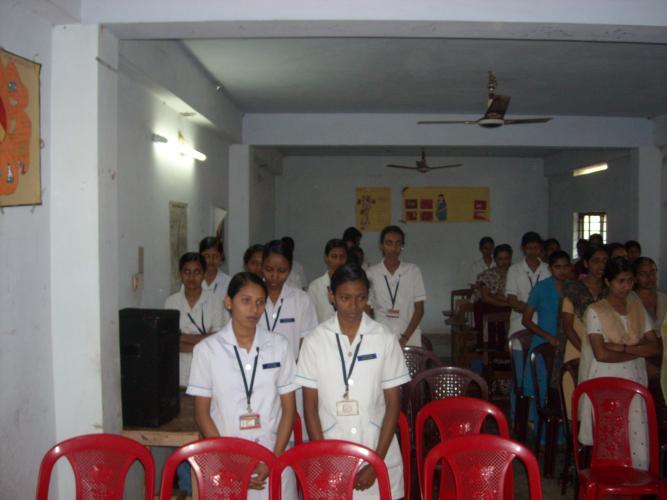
[239,413,261,430]
[386,308,400,318]
[336,399,360,416]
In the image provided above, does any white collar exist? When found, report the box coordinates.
[217,321,272,351]
[323,312,378,337]
[179,288,211,311]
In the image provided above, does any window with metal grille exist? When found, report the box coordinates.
[572,212,607,255]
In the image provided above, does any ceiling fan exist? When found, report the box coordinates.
[386,149,462,173]
[418,72,553,128]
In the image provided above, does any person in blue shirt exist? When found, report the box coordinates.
[522,250,571,427]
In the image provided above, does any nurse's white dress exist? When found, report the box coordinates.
[187,322,298,499]
[296,313,411,499]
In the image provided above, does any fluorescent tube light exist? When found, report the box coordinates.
[572,162,607,177]
[151,133,207,162]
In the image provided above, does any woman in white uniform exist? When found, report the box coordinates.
[261,240,318,360]
[367,225,426,347]
[187,272,298,498]
[307,238,348,323]
[164,252,225,387]
[297,264,410,499]
[244,244,265,277]
[579,257,662,470]
[198,236,231,298]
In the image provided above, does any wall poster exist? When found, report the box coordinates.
[169,201,188,293]
[0,48,42,207]
[402,186,490,223]
[355,187,391,232]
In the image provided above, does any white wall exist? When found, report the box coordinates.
[117,72,231,310]
[276,155,548,333]
[0,3,57,497]
[545,150,638,255]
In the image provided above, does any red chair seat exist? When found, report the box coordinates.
[579,465,665,493]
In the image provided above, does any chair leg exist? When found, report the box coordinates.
[560,438,572,495]
[515,396,529,442]
[534,416,543,457]
[543,419,558,478]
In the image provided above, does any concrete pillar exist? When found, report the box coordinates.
[50,23,120,497]
[228,145,251,274]
[636,147,663,268]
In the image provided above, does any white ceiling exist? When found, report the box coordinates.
[185,37,667,117]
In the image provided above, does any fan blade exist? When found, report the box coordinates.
[485,95,511,118]
[427,164,463,170]
[503,117,553,125]
[418,120,478,125]
[386,164,418,170]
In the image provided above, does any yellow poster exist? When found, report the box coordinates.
[355,187,391,232]
[402,186,490,223]
[0,48,41,207]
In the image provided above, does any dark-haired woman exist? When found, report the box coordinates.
[187,272,298,498]
[307,238,348,323]
[243,244,265,277]
[198,236,231,298]
[579,257,662,470]
[561,245,608,417]
[165,252,225,386]
[297,264,410,499]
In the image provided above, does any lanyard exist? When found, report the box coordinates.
[384,275,400,309]
[187,309,206,335]
[335,334,363,399]
[527,271,541,290]
[233,346,260,413]
[264,298,283,331]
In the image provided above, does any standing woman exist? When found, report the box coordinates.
[521,250,572,425]
[579,257,662,470]
[244,244,265,277]
[165,252,225,386]
[187,272,297,498]
[261,240,318,360]
[198,236,231,299]
[307,238,348,323]
[367,225,427,347]
[561,245,608,416]
[297,264,410,499]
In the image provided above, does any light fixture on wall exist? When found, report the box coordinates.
[151,132,207,162]
[572,162,608,177]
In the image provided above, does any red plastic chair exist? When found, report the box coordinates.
[270,439,392,499]
[396,411,411,500]
[415,397,510,499]
[423,435,543,500]
[160,437,276,500]
[35,433,155,500]
[572,377,666,499]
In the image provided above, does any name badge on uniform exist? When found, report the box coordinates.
[336,399,360,416]
[279,318,295,323]
[239,413,261,430]
[386,308,400,318]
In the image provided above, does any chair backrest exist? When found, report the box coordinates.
[415,397,510,492]
[159,437,276,500]
[423,435,543,500]
[36,433,155,500]
[507,330,533,394]
[572,377,659,473]
[402,346,443,379]
[450,288,474,327]
[482,311,510,349]
[421,335,435,352]
[558,357,579,426]
[270,440,392,500]
[529,342,556,409]
[396,411,411,500]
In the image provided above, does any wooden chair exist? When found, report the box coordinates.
[445,289,474,328]
[558,357,579,494]
[507,330,533,442]
[482,311,511,398]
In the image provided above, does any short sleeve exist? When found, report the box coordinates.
[276,339,298,395]
[584,307,603,336]
[412,266,427,302]
[295,334,319,389]
[505,266,519,296]
[186,341,213,397]
[380,334,411,389]
[562,297,574,315]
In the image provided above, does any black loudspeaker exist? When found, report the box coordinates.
[119,308,180,427]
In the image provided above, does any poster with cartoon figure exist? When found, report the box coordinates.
[355,187,391,232]
[0,49,41,207]
[402,186,490,223]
